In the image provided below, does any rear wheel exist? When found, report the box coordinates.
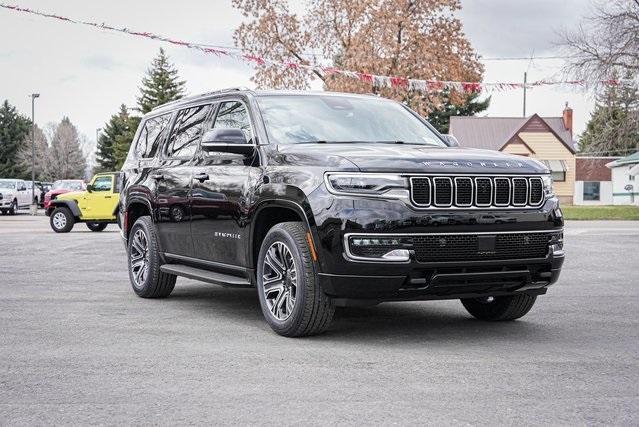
[86,222,108,232]
[127,216,176,298]
[50,207,74,233]
[461,294,537,321]
[257,222,334,337]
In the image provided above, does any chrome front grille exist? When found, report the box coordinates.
[410,176,545,208]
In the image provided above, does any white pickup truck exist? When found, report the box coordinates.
[0,179,32,215]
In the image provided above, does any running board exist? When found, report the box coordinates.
[160,264,252,287]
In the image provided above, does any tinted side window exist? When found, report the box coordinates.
[213,101,252,140]
[135,113,172,158]
[93,176,113,192]
[165,105,210,158]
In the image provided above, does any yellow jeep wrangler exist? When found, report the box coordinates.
[46,172,121,233]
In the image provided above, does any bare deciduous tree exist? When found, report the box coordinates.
[233,0,484,118]
[559,0,639,87]
[47,117,87,180]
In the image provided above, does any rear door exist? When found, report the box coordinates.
[154,104,211,258]
[190,99,258,267]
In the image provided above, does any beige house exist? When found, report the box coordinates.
[449,106,577,204]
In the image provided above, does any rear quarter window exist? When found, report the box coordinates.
[135,113,172,159]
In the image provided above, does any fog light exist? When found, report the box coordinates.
[381,249,410,261]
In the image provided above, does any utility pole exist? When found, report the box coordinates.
[523,72,527,117]
[30,93,40,215]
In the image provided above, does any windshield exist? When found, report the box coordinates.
[257,94,446,146]
[0,180,16,189]
[52,180,84,191]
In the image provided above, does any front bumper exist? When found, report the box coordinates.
[308,186,565,303]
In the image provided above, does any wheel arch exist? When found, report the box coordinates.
[125,198,153,238]
[249,199,318,270]
[48,199,81,219]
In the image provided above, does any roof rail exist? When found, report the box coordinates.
[151,87,250,111]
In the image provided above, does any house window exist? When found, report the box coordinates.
[583,182,600,201]
[541,160,567,182]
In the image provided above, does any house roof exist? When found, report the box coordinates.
[606,152,639,168]
[449,115,574,153]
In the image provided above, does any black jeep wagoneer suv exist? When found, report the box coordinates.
[120,88,564,337]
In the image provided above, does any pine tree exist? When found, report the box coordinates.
[48,117,87,180]
[137,48,186,114]
[579,82,639,156]
[95,104,135,172]
[0,100,31,178]
[427,91,491,134]
[113,116,140,170]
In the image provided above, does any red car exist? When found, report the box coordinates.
[43,180,86,209]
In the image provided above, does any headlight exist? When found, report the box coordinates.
[325,173,409,197]
[542,174,554,198]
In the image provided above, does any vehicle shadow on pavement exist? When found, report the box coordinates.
[167,284,546,343]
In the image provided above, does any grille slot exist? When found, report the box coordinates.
[411,178,431,206]
[529,177,544,205]
[433,177,453,206]
[512,178,528,206]
[475,178,492,206]
[494,178,511,206]
[454,177,473,206]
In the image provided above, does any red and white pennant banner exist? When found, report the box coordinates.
[0,3,634,94]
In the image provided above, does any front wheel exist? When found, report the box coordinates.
[8,199,17,215]
[127,216,176,298]
[50,207,74,233]
[86,222,108,232]
[461,294,537,321]
[256,222,334,337]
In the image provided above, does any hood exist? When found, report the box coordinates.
[0,189,15,197]
[55,190,86,201]
[276,144,548,174]
[46,188,73,197]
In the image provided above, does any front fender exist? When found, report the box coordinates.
[47,199,82,219]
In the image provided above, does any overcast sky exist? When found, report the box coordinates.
[0,0,596,156]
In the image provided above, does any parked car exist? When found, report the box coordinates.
[35,181,52,207]
[119,89,564,337]
[46,172,120,232]
[44,180,86,210]
[25,181,43,206]
[0,179,31,214]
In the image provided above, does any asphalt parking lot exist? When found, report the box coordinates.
[1,213,638,425]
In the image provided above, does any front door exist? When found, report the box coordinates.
[190,100,257,267]
[153,104,211,258]
[79,175,116,219]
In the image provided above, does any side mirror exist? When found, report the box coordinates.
[442,134,460,147]
[86,184,93,193]
[201,128,255,156]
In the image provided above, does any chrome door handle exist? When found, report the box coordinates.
[193,173,209,182]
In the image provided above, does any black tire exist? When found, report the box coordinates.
[49,207,74,233]
[127,216,176,298]
[256,222,334,337]
[8,199,17,215]
[86,222,108,232]
[461,294,537,321]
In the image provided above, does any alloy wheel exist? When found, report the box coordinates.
[262,241,297,321]
[52,211,67,230]
[130,229,150,288]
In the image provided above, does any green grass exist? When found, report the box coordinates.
[562,205,639,220]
